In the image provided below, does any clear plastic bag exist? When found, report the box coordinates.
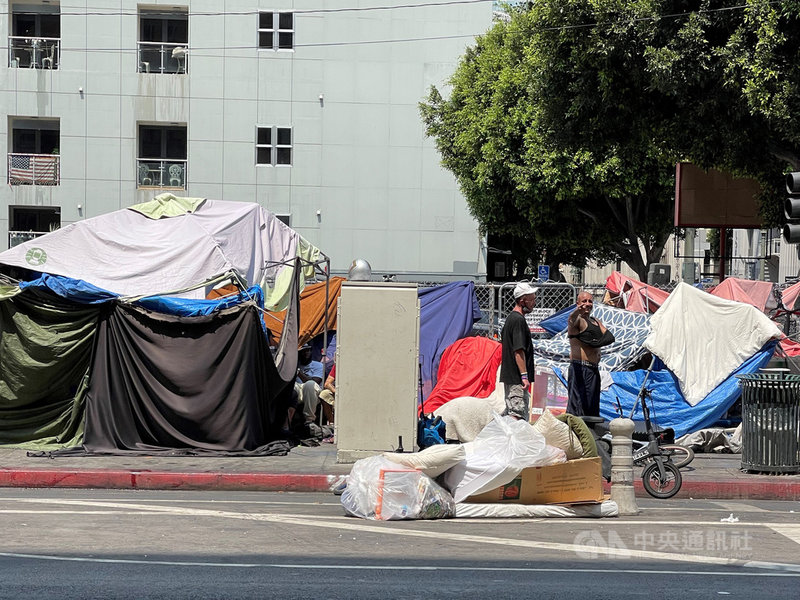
[341,455,456,520]
[442,413,565,502]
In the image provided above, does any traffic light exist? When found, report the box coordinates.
[785,172,800,243]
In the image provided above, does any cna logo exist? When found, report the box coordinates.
[573,530,631,559]
[25,247,47,266]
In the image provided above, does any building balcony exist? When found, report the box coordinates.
[8,153,60,186]
[8,231,46,249]
[137,159,187,189]
[8,36,60,69]
[138,42,187,74]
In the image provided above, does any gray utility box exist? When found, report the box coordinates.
[647,263,671,286]
[335,281,420,463]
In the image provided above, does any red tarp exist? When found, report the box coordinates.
[708,277,777,313]
[421,336,502,415]
[782,280,800,312]
[605,271,670,313]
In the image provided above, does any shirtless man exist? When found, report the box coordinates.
[566,291,615,417]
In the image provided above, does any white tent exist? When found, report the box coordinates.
[644,282,781,405]
[0,195,325,307]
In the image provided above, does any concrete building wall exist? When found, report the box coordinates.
[0,0,491,280]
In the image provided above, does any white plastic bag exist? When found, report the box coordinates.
[341,455,455,520]
[442,413,564,502]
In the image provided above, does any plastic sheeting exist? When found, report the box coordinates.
[419,281,482,401]
[601,341,776,438]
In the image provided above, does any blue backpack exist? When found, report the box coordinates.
[417,414,446,449]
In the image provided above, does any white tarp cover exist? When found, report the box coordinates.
[644,282,781,406]
[0,197,313,301]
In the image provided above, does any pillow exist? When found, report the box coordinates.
[556,413,599,458]
[383,444,466,478]
[533,409,583,460]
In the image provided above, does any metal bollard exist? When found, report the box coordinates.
[609,417,639,515]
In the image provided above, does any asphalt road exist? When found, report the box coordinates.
[1,490,799,599]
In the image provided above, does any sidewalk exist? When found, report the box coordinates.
[1,445,799,500]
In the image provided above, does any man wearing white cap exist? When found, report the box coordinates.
[499,282,538,420]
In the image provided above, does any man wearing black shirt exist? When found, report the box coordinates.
[499,282,537,420]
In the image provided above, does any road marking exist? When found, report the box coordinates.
[0,551,799,577]
[712,502,769,513]
[766,525,800,546]
[8,498,800,573]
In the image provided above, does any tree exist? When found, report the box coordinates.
[421,1,800,280]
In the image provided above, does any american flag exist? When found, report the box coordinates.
[9,154,59,185]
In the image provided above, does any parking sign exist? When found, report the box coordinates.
[537,265,550,282]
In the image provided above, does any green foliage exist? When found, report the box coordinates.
[421,0,800,280]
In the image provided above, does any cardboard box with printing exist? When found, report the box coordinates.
[465,457,604,505]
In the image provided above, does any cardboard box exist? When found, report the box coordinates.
[464,457,604,505]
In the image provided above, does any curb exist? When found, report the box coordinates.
[2,469,800,500]
[0,469,347,493]
[602,479,800,501]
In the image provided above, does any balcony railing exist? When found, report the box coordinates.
[8,231,46,249]
[137,42,188,74]
[8,153,60,186]
[8,36,60,69]
[137,159,187,189]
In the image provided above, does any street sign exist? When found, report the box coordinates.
[537,265,550,282]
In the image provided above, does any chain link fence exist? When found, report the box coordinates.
[413,278,800,342]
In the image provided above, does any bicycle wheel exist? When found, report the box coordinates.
[661,444,694,469]
[641,460,682,499]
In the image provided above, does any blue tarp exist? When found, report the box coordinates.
[538,304,573,337]
[20,274,117,304]
[17,274,264,316]
[136,286,265,316]
[418,281,482,401]
[600,341,777,437]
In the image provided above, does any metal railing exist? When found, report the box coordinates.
[8,153,60,186]
[137,42,188,74]
[137,158,187,189]
[8,36,60,69]
[8,231,45,248]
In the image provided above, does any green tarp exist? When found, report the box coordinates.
[0,287,101,449]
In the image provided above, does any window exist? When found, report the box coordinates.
[9,2,60,69]
[137,124,187,188]
[138,8,188,73]
[275,214,291,226]
[8,206,60,248]
[256,127,292,166]
[258,12,293,51]
[8,119,60,186]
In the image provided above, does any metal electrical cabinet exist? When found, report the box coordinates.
[335,281,420,463]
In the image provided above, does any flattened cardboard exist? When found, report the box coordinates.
[465,457,604,505]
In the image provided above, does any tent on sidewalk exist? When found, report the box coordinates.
[0,195,327,452]
[0,194,326,310]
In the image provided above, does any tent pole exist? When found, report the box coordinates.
[323,257,330,366]
[718,227,727,283]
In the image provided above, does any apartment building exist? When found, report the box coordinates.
[1,1,492,280]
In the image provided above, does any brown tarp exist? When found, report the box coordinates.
[81,301,290,454]
[263,276,344,346]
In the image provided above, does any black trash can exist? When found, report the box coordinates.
[737,372,800,474]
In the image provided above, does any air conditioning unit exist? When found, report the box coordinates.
[647,263,671,286]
